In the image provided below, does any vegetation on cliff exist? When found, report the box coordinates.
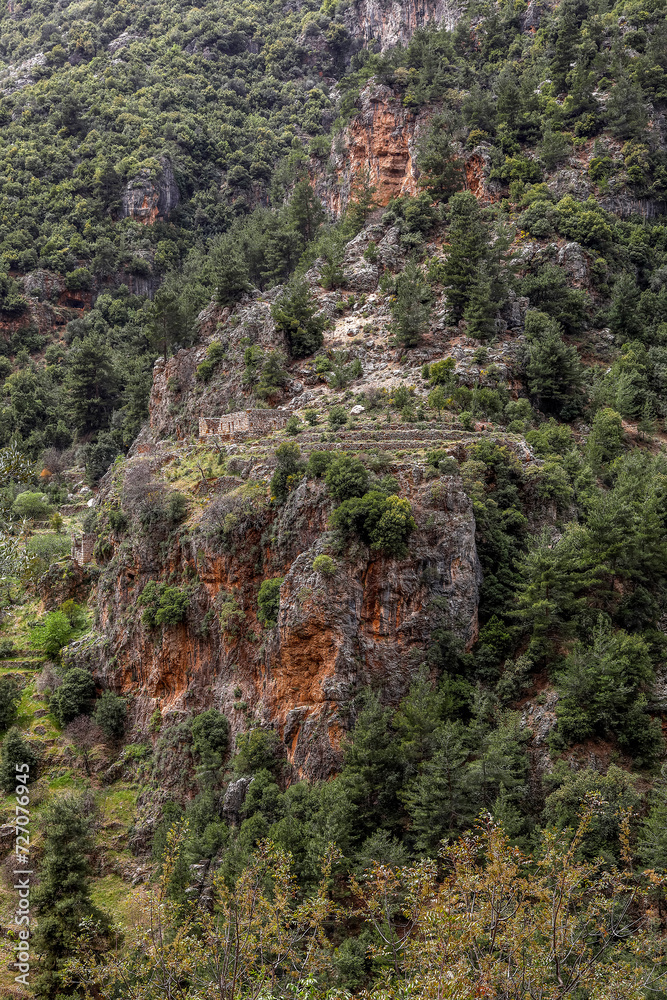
[1,0,667,995]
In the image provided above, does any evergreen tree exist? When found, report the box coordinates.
[33,794,110,999]
[464,270,497,340]
[214,238,252,306]
[0,728,38,793]
[390,261,432,347]
[405,721,470,854]
[550,0,582,93]
[416,117,465,203]
[347,168,378,232]
[441,193,491,324]
[638,766,667,869]
[586,407,624,469]
[289,178,325,243]
[0,675,21,732]
[525,313,583,415]
[271,280,326,358]
[64,334,120,434]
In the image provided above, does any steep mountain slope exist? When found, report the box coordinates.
[2,0,667,996]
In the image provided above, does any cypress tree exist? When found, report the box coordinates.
[33,794,110,999]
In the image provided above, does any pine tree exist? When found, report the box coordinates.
[64,334,120,434]
[0,728,38,793]
[33,794,110,999]
[442,192,490,324]
[347,168,378,233]
[289,178,325,243]
[271,280,326,358]
[464,270,497,340]
[405,722,470,854]
[390,261,432,347]
[416,117,465,203]
[215,248,252,306]
[525,315,583,416]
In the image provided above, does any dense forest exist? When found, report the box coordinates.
[2,0,667,996]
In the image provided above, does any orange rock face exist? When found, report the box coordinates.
[318,84,425,216]
[80,466,480,779]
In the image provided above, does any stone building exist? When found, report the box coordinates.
[199,409,289,439]
[71,533,96,565]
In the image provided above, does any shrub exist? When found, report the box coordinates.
[325,454,369,502]
[0,728,38,793]
[191,709,229,769]
[460,411,474,430]
[139,582,189,628]
[0,675,21,732]
[306,451,333,477]
[257,577,283,627]
[50,668,96,725]
[167,492,188,524]
[330,491,416,558]
[26,533,70,573]
[234,728,280,776]
[109,509,129,533]
[312,554,337,576]
[285,415,301,435]
[429,358,456,386]
[328,405,347,429]
[93,691,127,738]
[13,491,51,520]
[30,610,73,659]
[304,408,319,426]
[196,341,226,382]
[270,442,304,503]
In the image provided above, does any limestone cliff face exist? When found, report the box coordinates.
[121,158,180,224]
[314,85,501,218]
[80,468,480,779]
[343,0,465,51]
[316,84,424,215]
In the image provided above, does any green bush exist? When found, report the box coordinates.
[306,451,334,478]
[285,415,301,435]
[312,554,337,576]
[13,491,52,520]
[270,442,304,503]
[93,691,127,738]
[429,358,456,386]
[304,408,319,426]
[234,728,280,776]
[0,675,21,732]
[556,624,661,763]
[328,405,347,429]
[257,577,283,627]
[191,709,229,770]
[139,582,189,628]
[30,610,73,659]
[50,668,96,726]
[325,454,369,502]
[460,411,474,430]
[330,491,416,558]
[167,492,188,524]
[0,728,38,793]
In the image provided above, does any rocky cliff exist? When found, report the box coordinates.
[343,0,465,51]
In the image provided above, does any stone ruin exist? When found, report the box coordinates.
[71,533,96,565]
[199,409,289,439]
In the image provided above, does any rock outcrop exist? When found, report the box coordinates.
[81,466,480,779]
[121,158,180,224]
[343,0,465,51]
